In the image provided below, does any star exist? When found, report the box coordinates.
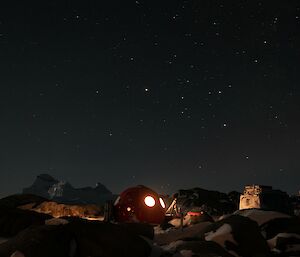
[1,0,299,197]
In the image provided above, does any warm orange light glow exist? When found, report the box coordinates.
[159,197,166,208]
[144,196,155,207]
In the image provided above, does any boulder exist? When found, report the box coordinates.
[267,232,300,256]
[155,221,212,246]
[0,207,51,237]
[260,216,300,239]
[202,214,270,257]
[234,209,290,226]
[66,220,152,257]
[0,194,48,209]
[260,216,300,256]
[175,240,235,257]
[0,225,75,257]
[0,220,154,257]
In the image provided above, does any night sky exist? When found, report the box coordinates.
[1,0,299,197]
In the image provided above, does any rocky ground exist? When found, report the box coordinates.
[0,194,299,257]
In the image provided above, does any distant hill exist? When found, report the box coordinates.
[23,174,114,204]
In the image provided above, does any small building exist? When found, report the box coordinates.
[239,185,292,214]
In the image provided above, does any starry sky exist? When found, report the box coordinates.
[1,0,300,197]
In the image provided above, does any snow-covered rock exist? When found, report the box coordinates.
[202,214,270,257]
[234,209,290,226]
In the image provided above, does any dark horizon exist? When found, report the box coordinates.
[1,171,299,199]
[1,0,299,198]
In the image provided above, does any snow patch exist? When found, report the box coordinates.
[286,243,300,252]
[179,249,194,257]
[45,218,69,226]
[162,240,185,252]
[0,237,8,244]
[10,251,25,257]
[205,223,233,245]
[268,233,300,249]
[236,209,290,226]
[205,223,239,257]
